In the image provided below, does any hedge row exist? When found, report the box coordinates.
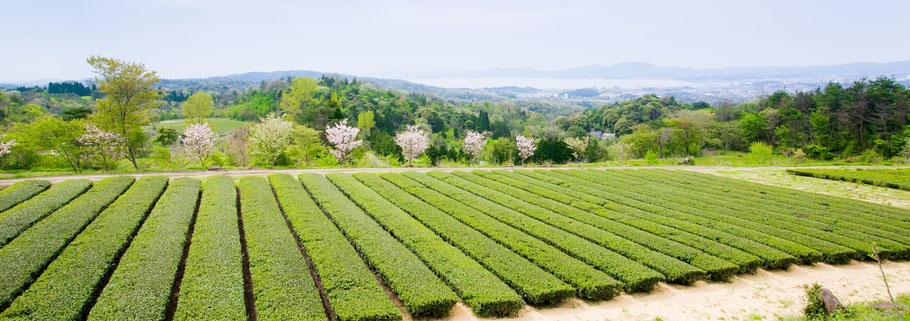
[403,172,669,291]
[327,174,525,316]
[239,176,327,321]
[598,170,859,263]
[0,176,167,320]
[0,179,92,247]
[379,172,622,300]
[788,168,910,191]
[433,171,733,282]
[174,175,246,321]
[656,170,910,252]
[679,170,910,231]
[616,170,894,261]
[545,169,800,269]
[87,178,201,320]
[0,176,134,310]
[270,175,400,321]
[298,173,458,317]
[501,170,784,270]
[447,171,740,280]
[352,173,573,306]
[0,180,50,213]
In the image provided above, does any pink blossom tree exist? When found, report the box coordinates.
[463,130,486,164]
[326,119,362,165]
[515,135,536,164]
[395,125,429,166]
[78,124,126,171]
[182,122,218,166]
[0,134,15,159]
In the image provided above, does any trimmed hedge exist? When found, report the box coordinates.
[492,170,762,272]
[239,176,327,321]
[88,178,202,320]
[788,168,910,191]
[174,175,246,321]
[353,173,574,306]
[0,180,50,213]
[402,171,667,292]
[422,171,711,285]
[0,179,92,247]
[327,173,525,316]
[379,172,622,300]
[0,176,134,310]
[297,174,458,317]
[538,169,799,269]
[0,176,167,320]
[271,175,399,321]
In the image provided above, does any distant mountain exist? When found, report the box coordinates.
[379,61,910,80]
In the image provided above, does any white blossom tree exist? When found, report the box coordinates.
[515,135,536,164]
[463,130,486,164]
[182,122,218,166]
[326,119,362,165]
[78,124,126,171]
[247,114,294,166]
[0,134,15,159]
[563,136,589,164]
[395,125,429,166]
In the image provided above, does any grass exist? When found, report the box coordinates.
[153,118,249,135]
[785,294,910,321]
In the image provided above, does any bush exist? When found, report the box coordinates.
[0,178,92,247]
[0,176,167,320]
[748,142,774,164]
[0,180,50,213]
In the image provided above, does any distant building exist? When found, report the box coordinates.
[589,130,616,140]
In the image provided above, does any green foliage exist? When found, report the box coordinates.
[749,142,774,165]
[155,127,179,146]
[181,91,214,124]
[239,176,326,321]
[0,180,50,213]
[645,150,658,165]
[270,174,400,321]
[0,176,133,310]
[803,283,827,319]
[299,174,458,317]
[0,178,92,247]
[89,178,201,320]
[789,168,910,191]
[0,176,166,320]
[174,176,245,321]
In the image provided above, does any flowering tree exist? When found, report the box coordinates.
[563,136,589,164]
[182,122,218,166]
[0,134,15,159]
[610,141,635,162]
[395,125,429,166]
[326,119,362,165]
[515,135,536,164]
[463,130,486,164]
[247,114,294,166]
[78,124,126,171]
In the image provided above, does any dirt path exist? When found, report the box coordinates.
[3,165,907,187]
[445,260,910,321]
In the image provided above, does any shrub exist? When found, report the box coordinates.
[0,178,92,247]
[748,142,773,164]
[0,180,50,213]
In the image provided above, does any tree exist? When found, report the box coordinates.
[87,56,161,169]
[563,136,589,164]
[78,124,126,171]
[13,116,86,172]
[0,134,15,159]
[533,137,572,164]
[476,110,490,131]
[516,135,536,164]
[610,141,635,161]
[325,119,362,165]
[488,138,516,165]
[181,92,214,124]
[463,130,486,164]
[181,123,217,166]
[290,124,322,167]
[395,125,430,166]
[280,77,319,114]
[155,127,179,146]
[247,114,294,165]
[748,142,774,165]
[357,110,376,145]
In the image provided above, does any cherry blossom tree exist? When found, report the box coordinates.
[463,130,486,164]
[515,135,536,164]
[326,119,362,165]
[563,136,589,164]
[247,114,294,166]
[182,122,218,166]
[78,124,126,171]
[395,125,429,166]
[0,135,15,159]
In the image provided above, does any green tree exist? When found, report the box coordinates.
[357,110,376,145]
[87,56,162,169]
[12,116,86,172]
[280,77,319,114]
[289,124,322,167]
[181,91,214,124]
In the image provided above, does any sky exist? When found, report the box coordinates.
[2,0,909,82]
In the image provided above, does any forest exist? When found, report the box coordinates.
[1,56,909,173]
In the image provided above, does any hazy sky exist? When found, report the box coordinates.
[2,0,909,82]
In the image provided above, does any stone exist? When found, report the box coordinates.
[820,287,843,314]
